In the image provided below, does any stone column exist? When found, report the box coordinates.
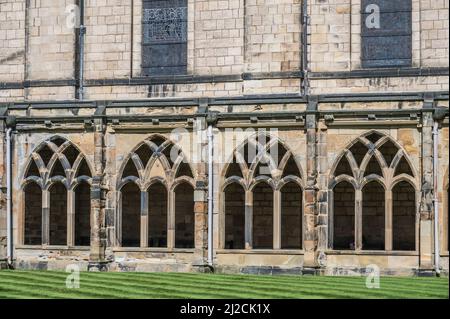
[140,191,148,248]
[316,119,329,268]
[67,190,75,247]
[42,189,50,246]
[385,190,393,251]
[167,190,175,249]
[89,116,107,270]
[419,108,435,273]
[193,187,208,269]
[303,99,318,270]
[192,115,209,271]
[328,191,334,248]
[355,189,363,250]
[245,190,253,250]
[273,190,281,250]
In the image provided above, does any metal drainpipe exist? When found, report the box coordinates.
[301,0,309,96]
[78,0,86,100]
[6,128,13,266]
[207,125,214,267]
[433,121,441,276]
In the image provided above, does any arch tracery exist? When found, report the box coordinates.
[329,131,419,251]
[22,136,93,246]
[221,133,304,250]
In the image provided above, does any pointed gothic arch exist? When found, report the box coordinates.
[117,134,196,249]
[221,133,304,250]
[20,136,93,247]
[329,131,419,251]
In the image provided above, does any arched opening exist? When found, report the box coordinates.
[148,182,168,248]
[24,182,42,245]
[122,159,139,179]
[365,156,383,177]
[51,137,66,148]
[365,132,383,144]
[49,182,67,246]
[38,145,54,167]
[135,143,153,169]
[253,182,273,249]
[26,160,40,178]
[225,157,243,178]
[362,182,385,250]
[394,156,414,177]
[121,182,141,247]
[282,156,301,178]
[175,183,195,248]
[162,144,178,168]
[76,158,92,177]
[224,183,245,249]
[378,140,398,168]
[334,154,353,177]
[392,181,416,251]
[63,144,80,167]
[333,181,356,250]
[349,142,368,167]
[281,182,302,249]
[176,162,194,178]
[74,182,91,246]
[50,160,66,178]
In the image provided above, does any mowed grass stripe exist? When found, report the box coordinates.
[0,272,249,299]
[0,274,197,299]
[0,273,230,299]
[2,274,446,297]
[18,271,318,299]
[1,271,365,299]
[76,272,374,299]
[181,273,449,297]
[107,272,447,299]
[167,272,449,289]
[0,271,448,299]
[10,271,444,299]
[0,277,145,299]
[79,273,450,299]
[0,283,115,299]
[0,280,115,299]
[87,273,396,299]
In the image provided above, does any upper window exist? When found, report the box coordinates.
[361,0,412,68]
[142,0,188,76]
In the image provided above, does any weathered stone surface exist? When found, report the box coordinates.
[0,1,448,277]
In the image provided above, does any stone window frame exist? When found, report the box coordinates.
[132,0,195,77]
[219,133,305,251]
[116,134,196,250]
[328,131,420,252]
[18,136,94,248]
[350,0,421,70]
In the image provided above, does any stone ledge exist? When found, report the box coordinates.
[15,245,91,251]
[112,247,195,254]
[216,249,304,255]
[214,265,304,276]
[326,250,419,256]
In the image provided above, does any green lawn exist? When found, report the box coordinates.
[0,270,448,299]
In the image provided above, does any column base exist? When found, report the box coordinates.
[415,269,437,277]
[88,261,110,272]
[301,267,324,276]
[0,259,9,270]
[192,263,214,274]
